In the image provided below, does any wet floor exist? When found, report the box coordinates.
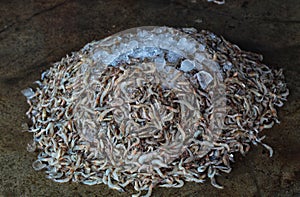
[0,0,299,196]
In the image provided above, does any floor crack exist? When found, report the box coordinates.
[0,22,15,34]
[0,0,69,35]
[25,0,69,22]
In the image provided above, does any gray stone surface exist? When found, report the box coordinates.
[0,0,299,196]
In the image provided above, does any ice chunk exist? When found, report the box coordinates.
[137,29,150,38]
[182,27,197,34]
[194,62,203,70]
[21,88,35,99]
[155,27,164,34]
[194,53,205,70]
[178,38,188,50]
[129,47,163,60]
[113,53,131,65]
[177,37,197,54]
[80,63,89,72]
[130,48,148,59]
[180,60,195,72]
[195,52,205,63]
[198,44,206,51]
[222,61,233,71]
[41,70,49,80]
[145,47,163,57]
[185,41,196,54]
[155,57,166,71]
[127,40,139,49]
[92,50,110,62]
[102,53,118,65]
[196,71,213,90]
[166,51,182,63]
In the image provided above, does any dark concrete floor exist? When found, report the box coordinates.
[0,0,299,196]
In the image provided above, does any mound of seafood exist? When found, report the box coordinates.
[22,27,288,197]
